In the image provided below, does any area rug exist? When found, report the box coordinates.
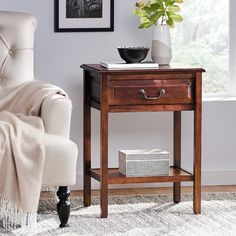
[1,192,236,236]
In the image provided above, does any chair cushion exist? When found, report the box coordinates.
[42,133,78,187]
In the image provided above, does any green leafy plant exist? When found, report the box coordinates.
[133,0,184,28]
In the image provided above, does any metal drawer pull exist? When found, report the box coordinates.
[139,88,166,100]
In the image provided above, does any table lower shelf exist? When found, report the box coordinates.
[90,167,193,184]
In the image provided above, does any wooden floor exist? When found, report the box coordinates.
[41,185,236,199]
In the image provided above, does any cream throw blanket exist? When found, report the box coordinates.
[0,80,67,230]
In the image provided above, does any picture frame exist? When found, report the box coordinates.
[54,0,114,32]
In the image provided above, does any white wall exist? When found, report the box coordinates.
[1,0,236,190]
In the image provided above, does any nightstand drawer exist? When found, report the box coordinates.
[108,79,194,105]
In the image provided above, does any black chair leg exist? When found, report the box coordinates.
[57,186,71,228]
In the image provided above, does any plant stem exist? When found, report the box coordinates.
[161,1,168,25]
[161,15,165,25]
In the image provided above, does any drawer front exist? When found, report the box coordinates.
[108,79,194,105]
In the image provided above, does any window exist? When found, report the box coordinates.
[172,0,229,95]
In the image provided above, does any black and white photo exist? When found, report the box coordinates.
[66,0,103,18]
[55,0,113,32]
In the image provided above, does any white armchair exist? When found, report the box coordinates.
[0,11,78,227]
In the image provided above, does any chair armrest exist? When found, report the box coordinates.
[41,94,72,138]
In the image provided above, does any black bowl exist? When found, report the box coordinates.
[117,47,149,63]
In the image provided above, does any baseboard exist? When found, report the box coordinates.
[69,169,236,190]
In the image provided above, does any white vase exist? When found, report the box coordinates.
[151,24,172,65]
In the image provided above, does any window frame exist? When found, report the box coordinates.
[229,0,236,96]
[199,0,229,98]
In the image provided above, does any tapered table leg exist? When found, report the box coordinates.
[83,71,91,207]
[173,111,181,203]
[193,73,202,214]
[100,77,109,218]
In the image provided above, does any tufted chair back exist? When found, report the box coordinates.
[0,11,36,94]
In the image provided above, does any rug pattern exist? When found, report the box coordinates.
[1,192,236,236]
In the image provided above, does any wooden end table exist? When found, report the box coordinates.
[81,64,205,218]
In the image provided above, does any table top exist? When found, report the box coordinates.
[81,64,206,74]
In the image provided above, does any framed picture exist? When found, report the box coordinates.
[54,0,114,32]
